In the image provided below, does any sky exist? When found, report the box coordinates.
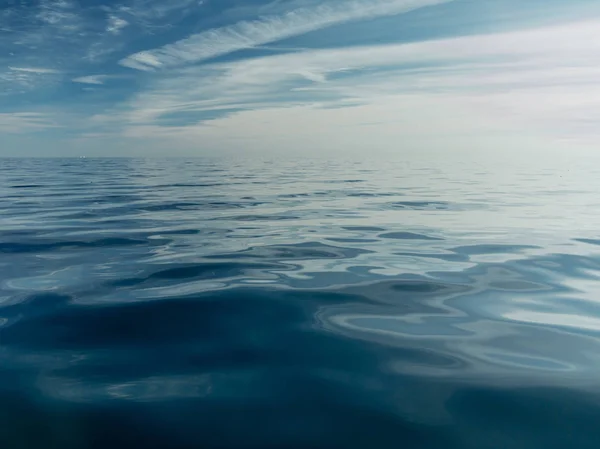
[2,0,600,157]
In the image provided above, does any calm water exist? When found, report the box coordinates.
[2,157,600,449]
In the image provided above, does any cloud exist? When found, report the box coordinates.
[120,52,163,72]
[8,67,61,74]
[3,0,199,74]
[114,18,600,152]
[125,0,200,21]
[107,15,129,35]
[119,0,452,70]
[0,112,61,133]
[201,19,600,93]
[72,75,109,85]
[36,0,81,31]
[2,0,88,73]
[123,19,598,114]
[118,96,570,159]
[1,66,63,92]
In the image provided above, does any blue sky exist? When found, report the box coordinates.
[2,0,600,156]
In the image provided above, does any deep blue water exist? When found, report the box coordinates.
[2,157,600,448]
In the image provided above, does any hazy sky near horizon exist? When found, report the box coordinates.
[2,0,600,157]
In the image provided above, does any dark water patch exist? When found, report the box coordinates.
[346,192,398,197]
[0,384,451,449]
[10,184,45,189]
[108,261,281,287]
[221,214,300,222]
[2,288,357,352]
[342,226,386,232]
[326,237,379,243]
[146,229,200,236]
[279,191,335,198]
[95,238,148,247]
[149,262,279,281]
[4,295,227,350]
[379,232,443,241]
[341,278,471,305]
[278,193,313,198]
[139,202,245,212]
[0,229,39,238]
[445,387,600,449]
[207,242,373,261]
[452,244,539,255]
[57,211,103,220]
[89,195,142,204]
[323,179,364,183]
[575,238,600,246]
[395,251,469,262]
[0,237,149,254]
[386,201,452,210]
[487,280,549,291]
[154,183,226,188]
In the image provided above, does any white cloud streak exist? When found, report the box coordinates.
[8,66,61,74]
[1,66,63,92]
[36,0,81,31]
[0,112,61,133]
[107,15,129,35]
[119,0,452,70]
[204,19,600,91]
[72,75,109,85]
[123,19,600,115]
[116,18,600,152]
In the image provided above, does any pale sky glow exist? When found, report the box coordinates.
[2,0,600,156]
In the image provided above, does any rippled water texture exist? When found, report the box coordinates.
[2,157,600,448]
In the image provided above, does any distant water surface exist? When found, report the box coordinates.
[2,157,600,448]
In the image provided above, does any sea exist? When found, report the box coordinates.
[1,156,600,448]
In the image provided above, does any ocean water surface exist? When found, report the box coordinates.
[2,156,600,448]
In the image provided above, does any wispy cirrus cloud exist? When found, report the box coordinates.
[8,66,61,74]
[0,112,61,132]
[2,0,200,74]
[106,15,129,35]
[72,75,109,85]
[202,18,600,98]
[101,0,202,38]
[115,18,600,151]
[2,0,84,73]
[35,0,81,31]
[121,19,597,112]
[119,0,452,71]
[1,66,63,93]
